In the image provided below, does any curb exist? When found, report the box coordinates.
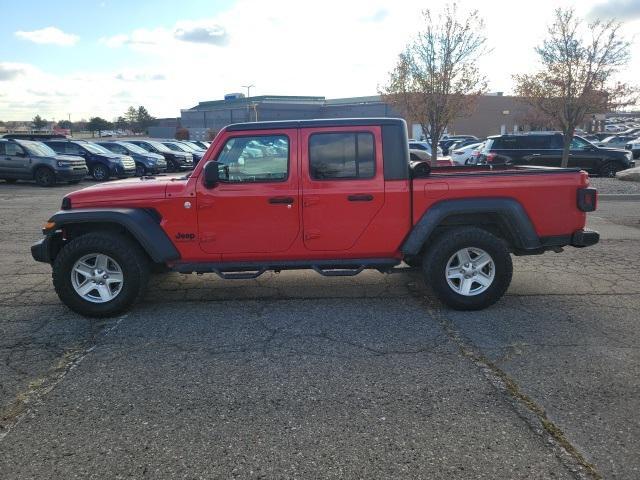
[599,194,640,201]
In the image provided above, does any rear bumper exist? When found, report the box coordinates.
[571,229,600,248]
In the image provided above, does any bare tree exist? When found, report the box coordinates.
[380,4,488,162]
[514,8,637,167]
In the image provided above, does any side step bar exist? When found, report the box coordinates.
[171,258,401,279]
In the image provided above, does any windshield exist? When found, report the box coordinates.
[15,140,57,157]
[145,141,173,153]
[119,142,150,154]
[82,142,113,154]
[163,142,189,152]
[181,141,204,151]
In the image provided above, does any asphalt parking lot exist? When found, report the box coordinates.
[1,180,639,479]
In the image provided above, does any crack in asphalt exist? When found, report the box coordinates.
[0,315,127,443]
[406,284,603,480]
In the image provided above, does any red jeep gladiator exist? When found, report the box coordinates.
[31,118,599,317]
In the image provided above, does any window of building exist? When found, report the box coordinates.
[309,132,374,180]
[215,135,288,183]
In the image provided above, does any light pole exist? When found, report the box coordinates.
[241,84,254,98]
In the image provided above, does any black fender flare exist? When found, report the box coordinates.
[401,198,541,255]
[46,208,180,263]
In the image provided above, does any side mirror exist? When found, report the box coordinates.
[15,150,26,157]
[203,161,220,188]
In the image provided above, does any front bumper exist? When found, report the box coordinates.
[571,229,600,248]
[31,236,52,263]
[55,167,88,181]
[110,163,136,178]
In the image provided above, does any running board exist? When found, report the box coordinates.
[172,258,400,279]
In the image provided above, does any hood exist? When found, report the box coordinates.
[55,154,85,162]
[598,146,629,154]
[66,175,185,207]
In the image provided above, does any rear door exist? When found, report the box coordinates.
[300,126,385,251]
[196,130,300,255]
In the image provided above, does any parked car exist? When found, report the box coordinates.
[190,140,210,149]
[595,135,638,149]
[31,118,599,317]
[450,142,485,166]
[625,138,640,159]
[127,140,194,172]
[161,141,204,166]
[449,138,483,152]
[478,133,634,177]
[0,139,87,187]
[408,140,443,157]
[409,148,455,167]
[439,135,478,155]
[178,140,208,153]
[44,140,136,181]
[96,141,167,176]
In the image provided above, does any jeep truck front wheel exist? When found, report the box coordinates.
[52,232,149,317]
[423,227,513,310]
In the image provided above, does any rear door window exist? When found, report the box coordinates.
[309,132,374,180]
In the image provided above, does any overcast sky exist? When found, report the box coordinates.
[0,0,639,122]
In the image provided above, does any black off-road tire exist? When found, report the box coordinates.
[91,164,110,181]
[422,227,513,310]
[52,232,150,317]
[34,167,56,187]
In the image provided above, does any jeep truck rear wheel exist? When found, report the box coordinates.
[423,227,512,310]
[52,232,149,317]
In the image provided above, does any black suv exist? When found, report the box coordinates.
[45,140,136,181]
[479,133,634,177]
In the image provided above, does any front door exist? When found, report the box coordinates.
[300,126,385,252]
[196,130,300,255]
[1,142,30,178]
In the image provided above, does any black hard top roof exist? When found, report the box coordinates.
[225,117,406,132]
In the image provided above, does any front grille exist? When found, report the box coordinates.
[121,156,136,169]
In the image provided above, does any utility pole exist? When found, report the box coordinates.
[241,84,254,98]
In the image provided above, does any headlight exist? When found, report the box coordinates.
[57,160,71,167]
[147,157,157,164]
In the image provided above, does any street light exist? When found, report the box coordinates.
[241,84,254,98]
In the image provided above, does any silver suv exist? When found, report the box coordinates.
[0,139,87,187]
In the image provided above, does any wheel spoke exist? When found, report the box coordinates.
[460,278,473,295]
[473,253,492,270]
[446,267,464,280]
[106,271,123,284]
[456,248,471,265]
[475,272,493,287]
[73,263,93,278]
[76,281,97,297]
[96,284,113,302]
[95,254,109,271]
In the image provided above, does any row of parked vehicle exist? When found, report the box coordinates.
[0,135,211,186]
[411,130,637,177]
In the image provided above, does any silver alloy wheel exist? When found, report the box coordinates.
[71,253,124,303]
[445,247,495,296]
